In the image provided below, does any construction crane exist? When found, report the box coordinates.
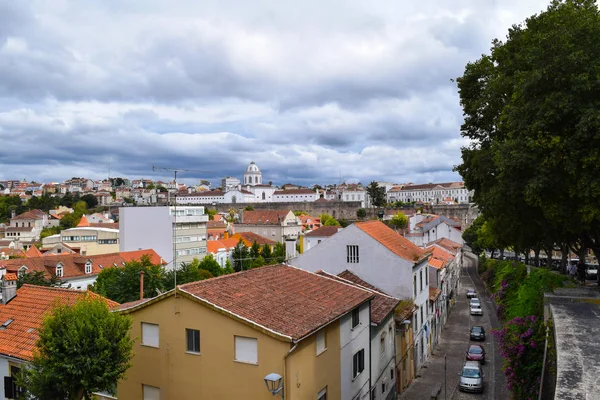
[151,165,212,290]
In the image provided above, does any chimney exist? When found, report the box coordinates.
[139,271,145,300]
[238,209,244,224]
[2,274,17,304]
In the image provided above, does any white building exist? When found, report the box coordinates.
[221,176,241,191]
[289,220,432,371]
[119,206,208,268]
[246,184,277,203]
[272,189,319,203]
[243,161,262,186]
[302,226,342,252]
[406,214,464,247]
[398,182,473,204]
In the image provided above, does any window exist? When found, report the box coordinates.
[352,349,365,378]
[425,268,428,285]
[143,384,160,400]
[317,387,327,400]
[390,368,394,380]
[371,388,376,400]
[413,275,417,297]
[55,263,63,278]
[351,307,360,328]
[420,308,423,327]
[186,329,200,354]
[141,323,159,348]
[381,380,386,394]
[347,245,359,263]
[419,270,423,292]
[85,261,92,274]
[316,329,326,355]
[234,336,258,364]
[380,332,386,355]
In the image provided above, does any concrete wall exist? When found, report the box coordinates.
[119,207,173,266]
[371,314,397,400]
[340,302,371,400]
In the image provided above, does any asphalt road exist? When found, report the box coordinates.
[398,252,508,400]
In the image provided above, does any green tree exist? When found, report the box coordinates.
[273,242,286,263]
[356,208,367,220]
[320,214,340,226]
[244,205,255,211]
[389,212,408,232]
[17,271,62,289]
[224,259,235,274]
[249,241,261,259]
[89,255,164,303]
[206,209,218,220]
[40,226,61,241]
[18,295,134,400]
[197,254,223,277]
[455,0,600,259]
[80,194,98,210]
[366,181,386,207]
[250,255,265,269]
[462,216,485,254]
[338,218,349,228]
[162,259,202,290]
[261,244,273,263]
[232,239,249,272]
[59,213,82,229]
[146,183,155,190]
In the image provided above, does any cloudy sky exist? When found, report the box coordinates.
[0,0,549,187]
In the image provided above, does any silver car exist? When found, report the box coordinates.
[458,361,484,393]
[470,298,481,307]
[470,304,483,316]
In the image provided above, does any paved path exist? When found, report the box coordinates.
[399,252,508,399]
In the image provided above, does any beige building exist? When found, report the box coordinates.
[117,264,373,400]
[42,226,119,255]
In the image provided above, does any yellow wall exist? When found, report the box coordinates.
[287,322,341,399]
[118,293,341,400]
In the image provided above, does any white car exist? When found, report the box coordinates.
[470,304,483,316]
[470,298,481,308]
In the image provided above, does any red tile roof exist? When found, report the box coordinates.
[231,232,276,246]
[429,238,462,255]
[25,246,43,258]
[77,215,90,227]
[304,226,340,237]
[425,246,454,263]
[428,258,446,269]
[240,210,291,225]
[355,220,427,262]
[207,220,227,229]
[89,222,119,229]
[333,270,400,325]
[3,273,17,281]
[179,264,373,341]
[120,249,165,265]
[206,238,239,254]
[11,210,46,220]
[0,285,118,360]
[429,287,442,301]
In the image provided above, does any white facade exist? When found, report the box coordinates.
[411,262,430,371]
[406,215,464,247]
[371,315,397,400]
[246,185,277,203]
[341,190,366,206]
[221,177,240,191]
[303,234,332,252]
[272,190,319,203]
[399,183,473,204]
[119,206,208,268]
[340,302,371,400]
[243,161,262,186]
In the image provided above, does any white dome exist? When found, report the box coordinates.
[246,161,261,173]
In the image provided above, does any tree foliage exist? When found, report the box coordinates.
[389,212,408,231]
[366,181,386,207]
[455,0,600,259]
[356,208,367,219]
[18,295,134,400]
[17,271,62,289]
[320,214,340,226]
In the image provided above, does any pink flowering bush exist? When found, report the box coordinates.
[492,315,546,399]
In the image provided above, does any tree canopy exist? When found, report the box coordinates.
[388,212,408,231]
[455,0,600,259]
[366,181,386,207]
[18,295,134,400]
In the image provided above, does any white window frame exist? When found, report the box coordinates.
[141,323,159,348]
[142,384,160,400]
[55,263,63,278]
[317,387,327,400]
[234,336,258,364]
[85,261,92,274]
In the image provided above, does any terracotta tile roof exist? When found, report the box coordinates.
[3,273,17,281]
[89,222,119,229]
[25,246,43,258]
[120,249,165,265]
[304,226,340,237]
[77,215,90,227]
[429,287,442,301]
[179,264,373,341]
[425,246,454,263]
[0,249,165,280]
[355,220,427,262]
[333,270,400,325]
[231,232,276,246]
[429,238,462,255]
[11,210,46,220]
[207,238,239,254]
[6,227,34,232]
[207,220,227,229]
[240,210,291,225]
[0,285,118,360]
[428,258,446,269]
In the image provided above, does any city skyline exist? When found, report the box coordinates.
[0,0,548,186]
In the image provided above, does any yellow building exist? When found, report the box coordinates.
[42,226,119,255]
[117,264,373,400]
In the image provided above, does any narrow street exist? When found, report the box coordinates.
[399,252,508,399]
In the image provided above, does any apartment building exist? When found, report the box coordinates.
[41,226,120,255]
[117,264,373,400]
[119,206,208,268]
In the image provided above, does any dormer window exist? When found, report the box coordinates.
[85,261,92,274]
[18,266,28,277]
[56,263,63,278]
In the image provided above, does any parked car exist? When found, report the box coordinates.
[470,298,481,308]
[470,326,486,341]
[458,361,484,393]
[585,263,598,280]
[466,289,477,299]
[470,304,483,316]
[466,344,486,364]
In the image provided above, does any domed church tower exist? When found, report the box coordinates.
[244,161,262,186]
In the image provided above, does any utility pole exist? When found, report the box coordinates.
[152,165,210,291]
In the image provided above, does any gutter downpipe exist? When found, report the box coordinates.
[284,342,299,399]
[369,300,372,399]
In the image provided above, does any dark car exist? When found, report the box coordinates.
[470,326,485,341]
[466,344,486,364]
[466,289,477,299]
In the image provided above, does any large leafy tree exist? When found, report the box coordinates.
[232,239,249,272]
[388,212,408,232]
[17,271,62,289]
[366,181,386,207]
[455,0,600,260]
[18,295,134,400]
